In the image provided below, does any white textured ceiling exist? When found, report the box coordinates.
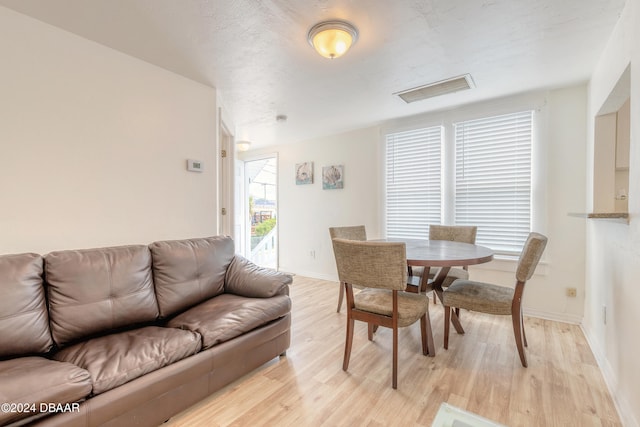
[0,0,625,149]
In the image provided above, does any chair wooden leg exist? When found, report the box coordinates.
[343,317,354,371]
[368,323,374,341]
[420,315,428,356]
[444,306,451,349]
[521,311,528,347]
[512,309,528,367]
[433,291,437,304]
[336,282,345,313]
[392,325,398,389]
[420,313,435,357]
[455,307,460,319]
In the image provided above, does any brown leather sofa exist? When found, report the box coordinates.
[0,236,291,427]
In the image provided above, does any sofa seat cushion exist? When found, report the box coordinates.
[52,326,201,395]
[0,357,92,426]
[166,293,291,350]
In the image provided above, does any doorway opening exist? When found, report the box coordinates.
[244,156,278,269]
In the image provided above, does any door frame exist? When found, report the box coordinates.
[218,109,234,237]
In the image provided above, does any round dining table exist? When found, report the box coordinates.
[376,238,494,336]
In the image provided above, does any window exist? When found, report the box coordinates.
[455,111,532,255]
[384,110,533,255]
[385,127,442,239]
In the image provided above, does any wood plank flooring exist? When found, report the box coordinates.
[164,276,621,427]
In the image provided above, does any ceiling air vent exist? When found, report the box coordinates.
[395,74,475,103]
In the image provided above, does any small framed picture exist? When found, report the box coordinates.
[322,165,343,190]
[295,162,313,185]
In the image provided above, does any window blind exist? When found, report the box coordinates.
[385,127,442,239]
[454,111,532,255]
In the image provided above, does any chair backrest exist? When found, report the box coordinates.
[429,225,477,244]
[329,226,368,288]
[332,239,407,291]
[329,225,367,241]
[515,232,548,282]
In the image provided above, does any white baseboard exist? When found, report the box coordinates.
[522,307,582,324]
[580,325,639,427]
[280,268,336,282]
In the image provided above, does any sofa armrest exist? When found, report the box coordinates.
[225,255,292,298]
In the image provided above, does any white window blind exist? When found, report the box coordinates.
[385,127,442,239]
[455,111,532,255]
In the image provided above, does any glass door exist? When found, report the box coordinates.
[244,156,278,269]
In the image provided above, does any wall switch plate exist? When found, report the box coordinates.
[187,159,203,172]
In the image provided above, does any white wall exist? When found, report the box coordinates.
[585,0,640,425]
[0,7,219,254]
[245,127,382,279]
[248,87,588,323]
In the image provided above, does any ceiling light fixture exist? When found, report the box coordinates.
[307,20,358,59]
[236,140,251,152]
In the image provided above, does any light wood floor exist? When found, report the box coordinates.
[165,276,621,427]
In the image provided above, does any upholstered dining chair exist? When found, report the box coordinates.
[442,232,547,367]
[410,225,477,304]
[329,226,367,312]
[332,238,433,389]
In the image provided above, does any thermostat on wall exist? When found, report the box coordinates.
[187,159,203,172]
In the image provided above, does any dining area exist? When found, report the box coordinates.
[161,227,619,426]
[329,225,547,390]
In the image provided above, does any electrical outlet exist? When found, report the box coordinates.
[309,250,316,259]
[566,287,577,297]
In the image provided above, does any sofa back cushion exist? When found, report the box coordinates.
[45,245,159,346]
[149,236,235,318]
[0,253,53,357]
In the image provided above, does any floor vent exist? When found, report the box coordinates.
[395,74,475,103]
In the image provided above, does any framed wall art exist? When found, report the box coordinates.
[295,162,313,185]
[322,165,343,190]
